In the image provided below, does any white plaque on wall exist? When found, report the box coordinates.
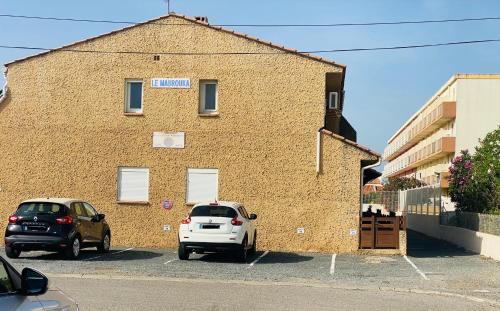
[153,132,185,149]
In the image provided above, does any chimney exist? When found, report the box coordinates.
[194,16,209,23]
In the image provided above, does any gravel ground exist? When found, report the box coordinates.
[1,231,499,303]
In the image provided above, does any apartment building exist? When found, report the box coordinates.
[382,74,500,195]
[0,13,380,253]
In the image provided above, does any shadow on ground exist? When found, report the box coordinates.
[194,252,248,264]
[257,252,314,264]
[193,251,314,264]
[407,229,476,258]
[16,249,163,261]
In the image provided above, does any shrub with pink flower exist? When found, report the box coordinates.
[448,126,499,213]
[448,150,475,210]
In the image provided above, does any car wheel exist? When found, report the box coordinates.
[5,246,21,259]
[64,236,81,259]
[97,232,111,253]
[178,243,189,260]
[249,232,257,256]
[236,236,248,262]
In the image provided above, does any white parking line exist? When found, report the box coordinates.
[330,254,337,275]
[404,255,429,280]
[84,247,135,261]
[164,259,178,265]
[247,251,269,269]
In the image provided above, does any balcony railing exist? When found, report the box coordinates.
[384,101,456,161]
[385,136,455,177]
[409,136,455,167]
[420,171,450,188]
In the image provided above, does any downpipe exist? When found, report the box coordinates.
[359,158,382,217]
[358,158,381,248]
[316,127,325,174]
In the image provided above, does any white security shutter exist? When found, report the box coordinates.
[187,169,218,203]
[118,167,149,202]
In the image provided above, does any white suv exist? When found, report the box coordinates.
[178,201,257,261]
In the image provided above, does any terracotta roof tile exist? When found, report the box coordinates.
[321,129,381,158]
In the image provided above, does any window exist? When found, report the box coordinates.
[238,206,250,219]
[83,203,97,217]
[190,205,236,218]
[16,203,66,216]
[328,92,338,109]
[186,168,218,204]
[71,202,86,217]
[117,167,150,202]
[125,80,143,113]
[199,81,218,114]
[0,262,14,294]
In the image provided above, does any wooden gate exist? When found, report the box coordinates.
[360,216,403,249]
[360,217,375,249]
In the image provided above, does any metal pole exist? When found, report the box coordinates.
[432,186,435,215]
[419,188,421,214]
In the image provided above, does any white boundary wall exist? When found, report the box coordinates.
[408,214,500,261]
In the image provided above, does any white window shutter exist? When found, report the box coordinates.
[187,169,218,203]
[118,168,149,202]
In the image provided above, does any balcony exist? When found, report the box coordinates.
[420,171,450,188]
[384,101,456,161]
[386,136,455,177]
[409,136,455,167]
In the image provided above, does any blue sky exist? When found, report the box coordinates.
[1,0,500,154]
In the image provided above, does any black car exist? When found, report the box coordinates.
[4,198,111,259]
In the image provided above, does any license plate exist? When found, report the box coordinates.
[201,224,220,229]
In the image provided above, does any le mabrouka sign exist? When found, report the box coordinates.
[151,78,191,89]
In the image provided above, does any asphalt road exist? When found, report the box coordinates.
[50,276,499,311]
[1,231,499,310]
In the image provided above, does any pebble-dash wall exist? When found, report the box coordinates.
[0,15,378,252]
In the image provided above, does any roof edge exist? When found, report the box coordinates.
[387,74,457,144]
[5,14,170,66]
[5,12,345,69]
[170,13,345,69]
[321,129,381,158]
[387,73,500,144]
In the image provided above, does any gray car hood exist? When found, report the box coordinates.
[35,288,79,311]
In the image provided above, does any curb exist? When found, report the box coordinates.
[46,273,499,307]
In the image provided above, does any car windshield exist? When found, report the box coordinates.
[16,202,67,216]
[190,205,237,218]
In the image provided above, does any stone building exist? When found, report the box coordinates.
[0,13,379,253]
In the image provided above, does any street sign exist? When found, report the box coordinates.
[151,78,191,89]
[162,200,173,210]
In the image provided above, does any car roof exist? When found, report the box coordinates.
[20,198,83,207]
[192,201,242,209]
